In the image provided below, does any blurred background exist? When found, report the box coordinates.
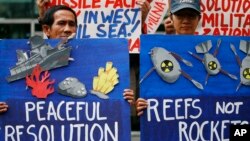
[0,0,43,39]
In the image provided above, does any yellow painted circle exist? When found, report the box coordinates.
[161,60,173,73]
[243,68,250,80]
[208,61,217,70]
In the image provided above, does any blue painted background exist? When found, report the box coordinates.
[0,38,131,141]
[140,35,250,141]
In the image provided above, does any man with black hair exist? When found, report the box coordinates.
[37,2,135,104]
[39,5,77,39]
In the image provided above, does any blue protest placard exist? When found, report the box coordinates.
[0,38,131,141]
[140,35,250,141]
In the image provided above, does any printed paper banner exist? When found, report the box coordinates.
[196,0,250,36]
[0,38,131,141]
[144,0,169,34]
[140,35,250,141]
[142,0,250,36]
[47,0,141,53]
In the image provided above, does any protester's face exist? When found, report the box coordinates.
[44,10,77,39]
[172,9,200,35]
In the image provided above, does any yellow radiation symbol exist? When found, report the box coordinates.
[208,61,217,70]
[161,60,173,73]
[243,68,250,80]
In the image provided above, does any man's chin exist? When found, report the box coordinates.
[180,30,194,35]
[60,33,76,39]
[59,36,69,40]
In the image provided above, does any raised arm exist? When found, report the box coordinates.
[136,0,151,24]
[36,0,50,18]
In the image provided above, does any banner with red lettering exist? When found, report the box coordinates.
[143,0,250,36]
[144,0,169,34]
[196,0,250,36]
[48,0,141,53]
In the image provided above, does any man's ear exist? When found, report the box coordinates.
[42,25,51,38]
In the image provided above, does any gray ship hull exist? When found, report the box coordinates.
[6,47,72,82]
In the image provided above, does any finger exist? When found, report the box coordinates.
[0,102,7,107]
[37,0,49,6]
[136,0,145,3]
[144,1,151,11]
[37,0,44,4]
[44,0,50,4]
[136,99,147,104]
[123,90,133,94]
[3,105,8,108]
[136,105,147,111]
[123,92,134,97]
[137,104,148,109]
[123,94,134,99]
[136,102,148,108]
[137,111,143,116]
[123,96,134,102]
[128,100,135,105]
[136,0,144,6]
[136,98,145,101]
[136,101,147,108]
[123,89,134,96]
[124,95,135,101]
[0,106,8,109]
[0,108,7,113]
[123,89,133,92]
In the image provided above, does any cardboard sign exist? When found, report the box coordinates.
[140,35,250,141]
[47,0,141,53]
[0,38,131,141]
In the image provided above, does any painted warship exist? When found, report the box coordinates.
[6,35,72,82]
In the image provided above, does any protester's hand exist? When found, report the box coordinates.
[136,0,151,23]
[123,89,135,105]
[0,102,8,114]
[36,0,50,18]
[164,17,175,34]
[135,98,148,116]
